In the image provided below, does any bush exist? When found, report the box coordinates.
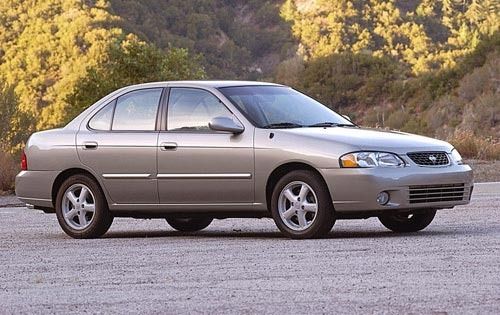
[0,151,17,192]
[386,109,410,130]
[297,53,404,110]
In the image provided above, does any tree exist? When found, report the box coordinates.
[0,81,34,153]
[0,0,124,132]
[280,0,499,74]
[64,34,205,123]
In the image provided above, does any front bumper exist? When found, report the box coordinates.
[321,164,473,212]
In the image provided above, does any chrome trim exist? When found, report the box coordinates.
[405,152,451,168]
[102,174,151,179]
[332,200,362,204]
[157,173,252,179]
[17,197,52,202]
[111,202,263,206]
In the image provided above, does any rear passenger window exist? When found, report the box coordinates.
[88,101,114,130]
[112,88,162,131]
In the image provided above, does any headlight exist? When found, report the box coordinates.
[340,152,405,168]
[450,149,463,165]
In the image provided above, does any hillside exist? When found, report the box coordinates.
[107,0,295,78]
[0,0,498,158]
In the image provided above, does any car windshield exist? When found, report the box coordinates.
[218,86,354,128]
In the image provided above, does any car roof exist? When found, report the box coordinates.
[123,80,285,89]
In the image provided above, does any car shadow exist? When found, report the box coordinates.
[103,230,285,239]
[101,229,460,240]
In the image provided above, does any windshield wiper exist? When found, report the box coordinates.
[262,122,304,129]
[307,122,356,128]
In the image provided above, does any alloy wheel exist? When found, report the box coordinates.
[277,181,318,231]
[61,184,96,230]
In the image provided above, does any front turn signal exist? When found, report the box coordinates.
[340,154,358,168]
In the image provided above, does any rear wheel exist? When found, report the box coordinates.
[55,174,113,238]
[270,170,335,239]
[166,217,213,232]
[378,209,437,232]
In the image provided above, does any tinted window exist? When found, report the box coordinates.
[219,86,353,128]
[112,88,162,131]
[88,101,114,130]
[167,88,232,131]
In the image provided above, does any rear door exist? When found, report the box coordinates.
[77,88,164,204]
[156,87,254,205]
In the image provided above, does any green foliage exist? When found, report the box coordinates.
[0,0,206,152]
[280,29,499,143]
[294,53,405,111]
[108,0,295,78]
[281,0,499,74]
[65,35,205,122]
[0,83,17,151]
[0,0,125,140]
[0,82,34,154]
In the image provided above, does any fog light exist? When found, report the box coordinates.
[376,191,390,205]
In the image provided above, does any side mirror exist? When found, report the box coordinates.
[342,114,352,122]
[209,116,245,134]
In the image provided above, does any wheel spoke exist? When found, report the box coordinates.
[302,202,317,213]
[298,185,309,201]
[79,187,89,203]
[282,207,296,220]
[78,212,87,226]
[83,203,95,213]
[297,210,307,227]
[283,188,297,202]
[64,208,78,219]
[66,191,78,206]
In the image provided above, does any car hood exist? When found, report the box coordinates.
[280,127,453,154]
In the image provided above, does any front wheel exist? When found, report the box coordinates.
[271,170,335,239]
[378,210,437,232]
[166,217,213,232]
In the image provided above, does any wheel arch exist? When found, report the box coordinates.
[265,162,332,211]
[51,168,107,207]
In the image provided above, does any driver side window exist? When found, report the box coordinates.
[167,88,232,131]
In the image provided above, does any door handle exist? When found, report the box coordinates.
[83,141,98,150]
[160,142,177,151]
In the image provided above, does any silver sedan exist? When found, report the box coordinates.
[15,81,473,239]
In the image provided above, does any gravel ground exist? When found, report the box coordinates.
[0,183,499,314]
[0,195,23,208]
[464,160,500,182]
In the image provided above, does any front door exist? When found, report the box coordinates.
[157,87,254,205]
[77,88,163,204]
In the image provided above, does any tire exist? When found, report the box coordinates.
[166,217,213,232]
[55,174,113,239]
[270,170,335,239]
[378,209,437,232]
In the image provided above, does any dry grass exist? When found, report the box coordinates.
[0,151,17,192]
[448,130,500,160]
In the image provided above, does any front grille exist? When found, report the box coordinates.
[409,183,465,204]
[407,151,449,166]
